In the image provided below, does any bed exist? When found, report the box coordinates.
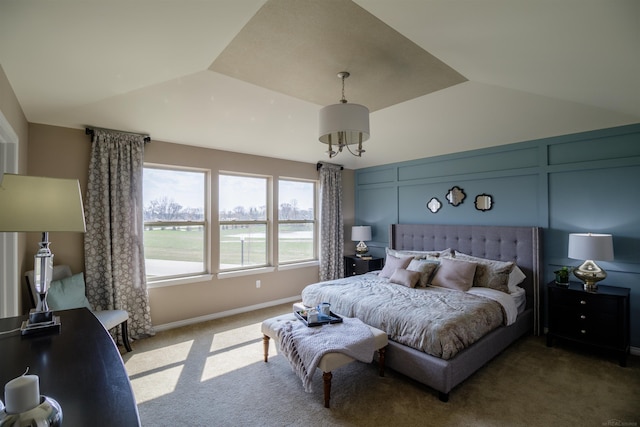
[301,223,542,401]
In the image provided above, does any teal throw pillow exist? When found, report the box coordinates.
[46,272,93,311]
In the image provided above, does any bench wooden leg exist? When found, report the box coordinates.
[378,346,386,377]
[263,334,270,362]
[122,320,133,352]
[323,371,332,408]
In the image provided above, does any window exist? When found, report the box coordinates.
[219,173,269,271]
[143,166,208,281]
[278,179,316,264]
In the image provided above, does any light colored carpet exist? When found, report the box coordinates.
[123,304,640,427]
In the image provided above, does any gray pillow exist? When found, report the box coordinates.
[379,254,413,278]
[430,257,477,292]
[454,251,515,293]
[389,268,421,288]
[407,259,439,287]
[47,272,93,311]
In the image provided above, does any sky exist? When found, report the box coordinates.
[143,168,314,212]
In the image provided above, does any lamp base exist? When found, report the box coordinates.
[20,313,61,336]
[573,259,607,293]
[355,241,369,257]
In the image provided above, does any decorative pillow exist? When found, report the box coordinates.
[508,266,527,293]
[46,272,93,311]
[430,257,477,292]
[389,268,421,288]
[386,247,453,260]
[407,259,439,287]
[453,251,515,293]
[379,254,413,278]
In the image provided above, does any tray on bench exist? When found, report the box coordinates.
[294,310,343,327]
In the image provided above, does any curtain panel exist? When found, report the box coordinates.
[319,163,344,281]
[84,129,153,342]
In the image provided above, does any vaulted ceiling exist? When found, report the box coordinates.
[1,0,638,169]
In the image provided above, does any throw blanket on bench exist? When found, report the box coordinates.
[274,317,375,392]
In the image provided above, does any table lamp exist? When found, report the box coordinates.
[351,226,372,257]
[0,174,86,334]
[568,232,614,292]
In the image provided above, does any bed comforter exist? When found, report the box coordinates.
[301,273,507,360]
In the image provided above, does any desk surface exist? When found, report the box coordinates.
[0,308,140,426]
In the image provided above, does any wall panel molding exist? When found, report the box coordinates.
[354,122,640,347]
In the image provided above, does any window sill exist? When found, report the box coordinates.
[278,260,319,271]
[217,266,276,279]
[147,274,213,288]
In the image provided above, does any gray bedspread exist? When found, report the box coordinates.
[301,273,505,360]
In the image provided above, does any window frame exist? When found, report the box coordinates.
[143,163,211,284]
[277,177,318,266]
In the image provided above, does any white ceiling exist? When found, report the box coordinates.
[0,0,638,170]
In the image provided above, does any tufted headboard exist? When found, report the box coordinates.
[390,224,543,334]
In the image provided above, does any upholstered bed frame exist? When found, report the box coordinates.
[386,224,542,401]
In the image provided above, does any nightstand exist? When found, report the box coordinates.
[344,255,383,277]
[546,281,630,366]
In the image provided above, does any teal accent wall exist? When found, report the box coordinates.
[354,123,640,348]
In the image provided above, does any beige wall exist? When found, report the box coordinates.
[27,124,355,326]
[0,63,30,312]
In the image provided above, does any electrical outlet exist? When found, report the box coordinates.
[256,280,261,288]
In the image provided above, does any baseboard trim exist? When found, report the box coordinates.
[152,295,301,332]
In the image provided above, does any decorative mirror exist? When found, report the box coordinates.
[475,194,493,211]
[426,197,442,213]
[446,186,466,206]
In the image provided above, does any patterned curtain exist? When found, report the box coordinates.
[84,129,154,342]
[319,163,344,281]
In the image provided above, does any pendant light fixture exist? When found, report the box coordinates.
[318,72,370,158]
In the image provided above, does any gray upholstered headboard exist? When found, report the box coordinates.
[390,224,543,335]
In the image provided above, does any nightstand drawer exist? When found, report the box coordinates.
[551,292,618,313]
[552,313,622,347]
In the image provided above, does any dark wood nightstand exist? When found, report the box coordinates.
[344,255,383,277]
[546,281,630,366]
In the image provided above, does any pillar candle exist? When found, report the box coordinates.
[4,374,40,414]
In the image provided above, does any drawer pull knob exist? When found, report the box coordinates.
[580,329,587,334]
[580,300,587,305]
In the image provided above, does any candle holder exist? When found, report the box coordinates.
[0,395,62,427]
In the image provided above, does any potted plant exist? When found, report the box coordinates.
[554,266,571,285]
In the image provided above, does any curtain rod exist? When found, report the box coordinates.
[85,127,151,144]
[316,162,343,171]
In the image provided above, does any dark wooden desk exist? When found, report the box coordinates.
[0,308,140,426]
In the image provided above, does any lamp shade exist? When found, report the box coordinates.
[351,226,372,242]
[0,174,86,232]
[319,103,370,146]
[568,233,614,261]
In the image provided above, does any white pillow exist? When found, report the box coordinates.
[508,266,527,293]
[386,247,452,260]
